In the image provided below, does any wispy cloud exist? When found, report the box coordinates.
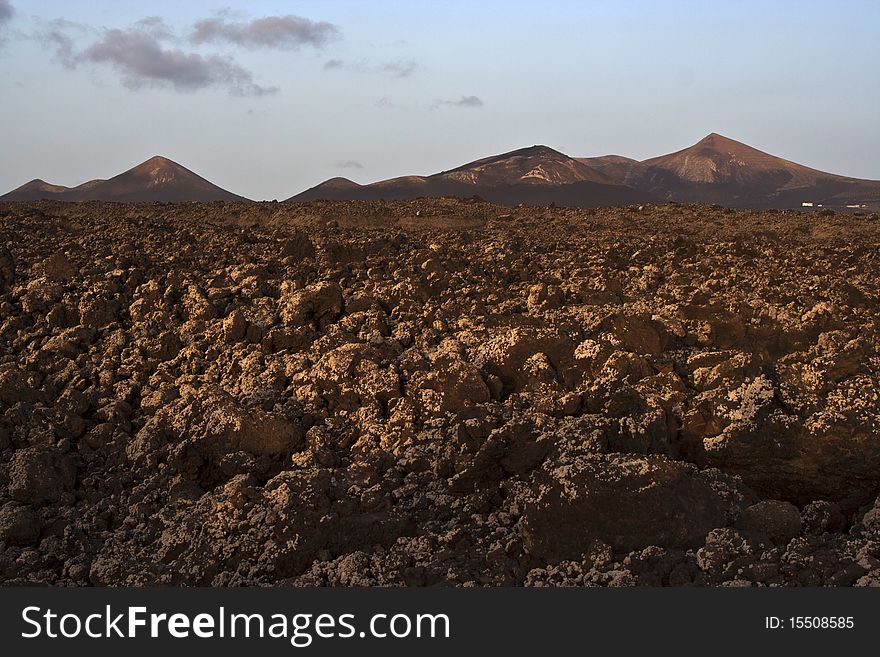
[323,58,418,78]
[432,95,484,109]
[36,19,89,67]
[131,16,176,41]
[376,96,393,108]
[380,58,417,78]
[334,160,364,169]
[191,15,339,49]
[453,95,484,107]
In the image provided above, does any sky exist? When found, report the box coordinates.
[0,0,878,200]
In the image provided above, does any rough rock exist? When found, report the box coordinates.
[521,454,754,559]
[8,447,76,506]
[0,245,14,293]
[736,500,803,544]
[0,503,40,546]
[0,199,878,586]
[280,281,344,329]
[41,251,77,282]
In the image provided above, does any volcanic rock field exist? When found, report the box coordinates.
[1,199,879,586]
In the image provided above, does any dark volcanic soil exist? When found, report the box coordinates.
[1,199,879,587]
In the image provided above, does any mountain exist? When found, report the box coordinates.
[591,133,880,209]
[1,156,249,202]
[312,177,362,191]
[291,145,654,207]
[71,156,249,202]
[437,145,614,186]
[1,179,74,201]
[70,179,107,193]
[5,137,878,209]
[575,155,640,183]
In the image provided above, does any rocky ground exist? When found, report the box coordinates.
[1,199,879,587]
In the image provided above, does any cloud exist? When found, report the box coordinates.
[453,95,484,107]
[191,15,338,49]
[35,19,86,67]
[0,0,13,44]
[38,19,277,96]
[334,160,364,169]
[35,11,339,96]
[131,16,175,41]
[432,95,484,109]
[376,96,393,108]
[380,59,417,78]
[0,0,12,24]
[82,27,277,96]
[323,58,418,78]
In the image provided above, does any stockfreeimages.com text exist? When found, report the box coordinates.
[22,606,451,647]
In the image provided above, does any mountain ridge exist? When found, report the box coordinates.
[3,135,879,209]
[570,133,879,209]
[291,145,652,207]
[1,156,249,203]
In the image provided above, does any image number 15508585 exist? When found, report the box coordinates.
[766,617,855,630]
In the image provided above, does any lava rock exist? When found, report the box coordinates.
[736,500,803,544]
[521,454,755,559]
[0,502,40,545]
[8,447,76,506]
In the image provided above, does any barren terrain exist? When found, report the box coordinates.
[1,199,879,586]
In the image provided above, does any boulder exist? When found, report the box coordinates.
[0,502,40,546]
[8,447,76,506]
[801,501,846,536]
[41,251,77,282]
[222,309,247,343]
[521,454,754,560]
[281,230,316,260]
[156,387,304,469]
[736,500,802,544]
[280,281,344,329]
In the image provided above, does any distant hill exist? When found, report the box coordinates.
[1,179,75,201]
[291,145,654,207]
[575,155,640,184]
[1,157,249,203]
[583,134,880,209]
[436,145,614,186]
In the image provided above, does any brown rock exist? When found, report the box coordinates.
[1,200,880,587]
[281,230,316,260]
[166,387,303,459]
[279,281,344,329]
[0,366,40,405]
[736,500,802,544]
[521,454,754,559]
[801,500,846,535]
[527,284,564,311]
[0,245,14,292]
[222,309,247,342]
[860,498,880,541]
[8,447,76,506]
[183,285,217,321]
[41,251,77,282]
[0,502,40,545]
